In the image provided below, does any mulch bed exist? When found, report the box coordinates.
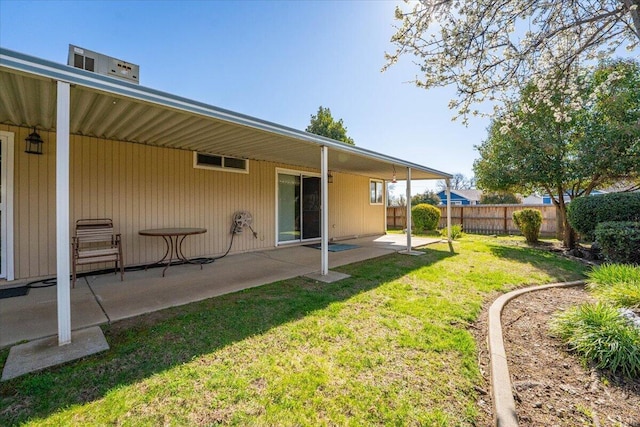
[473,285,640,426]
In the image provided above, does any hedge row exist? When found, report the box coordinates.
[567,192,640,241]
[595,222,640,265]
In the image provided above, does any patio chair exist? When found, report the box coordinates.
[72,218,124,288]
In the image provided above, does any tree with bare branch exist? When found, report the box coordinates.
[436,173,475,191]
[384,0,640,123]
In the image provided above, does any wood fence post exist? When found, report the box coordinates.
[503,206,508,234]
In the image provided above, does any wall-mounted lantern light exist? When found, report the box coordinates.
[328,171,334,184]
[25,127,44,155]
[392,165,397,183]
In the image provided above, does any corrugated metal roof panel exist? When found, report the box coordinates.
[1,47,452,181]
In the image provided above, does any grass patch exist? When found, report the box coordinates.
[587,264,640,308]
[0,235,586,426]
[550,302,640,378]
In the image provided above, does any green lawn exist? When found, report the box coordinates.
[0,235,587,426]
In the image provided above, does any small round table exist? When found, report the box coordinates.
[139,228,207,276]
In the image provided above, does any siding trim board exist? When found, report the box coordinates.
[0,131,15,280]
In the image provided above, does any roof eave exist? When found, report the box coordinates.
[0,47,452,180]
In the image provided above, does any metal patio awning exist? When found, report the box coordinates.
[0,48,450,182]
[1,47,454,349]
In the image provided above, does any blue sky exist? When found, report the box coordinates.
[0,0,490,196]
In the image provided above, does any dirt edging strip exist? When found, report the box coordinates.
[487,280,586,427]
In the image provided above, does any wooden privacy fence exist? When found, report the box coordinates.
[387,204,561,237]
[387,206,408,229]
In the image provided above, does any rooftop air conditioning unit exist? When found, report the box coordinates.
[67,44,139,84]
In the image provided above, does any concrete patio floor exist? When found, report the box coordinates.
[1,234,441,349]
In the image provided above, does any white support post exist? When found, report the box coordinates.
[405,167,412,252]
[446,178,452,242]
[320,146,329,275]
[56,81,72,346]
[384,181,388,234]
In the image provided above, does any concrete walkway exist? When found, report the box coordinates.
[0,234,441,349]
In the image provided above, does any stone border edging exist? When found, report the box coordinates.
[488,280,586,427]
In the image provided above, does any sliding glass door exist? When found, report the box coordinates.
[301,176,320,239]
[277,171,320,244]
[277,173,300,242]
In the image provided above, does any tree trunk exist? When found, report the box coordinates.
[558,205,577,248]
[555,206,564,240]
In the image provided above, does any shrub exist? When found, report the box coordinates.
[550,302,640,378]
[411,203,441,232]
[567,192,640,241]
[512,209,543,243]
[587,264,640,308]
[439,224,463,240]
[594,222,640,265]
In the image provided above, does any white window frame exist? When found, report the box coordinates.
[193,152,249,174]
[369,179,384,205]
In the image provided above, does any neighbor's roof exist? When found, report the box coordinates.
[438,189,482,201]
[0,47,451,181]
[451,189,482,201]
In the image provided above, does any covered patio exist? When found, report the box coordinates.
[1,234,441,379]
[1,46,452,379]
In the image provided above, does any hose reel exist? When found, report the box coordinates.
[232,211,255,236]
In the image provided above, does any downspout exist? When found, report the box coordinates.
[406,167,412,252]
[56,81,72,346]
[320,145,329,276]
[446,178,452,242]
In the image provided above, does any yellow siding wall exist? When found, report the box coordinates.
[2,126,385,279]
[3,126,56,278]
[328,174,385,240]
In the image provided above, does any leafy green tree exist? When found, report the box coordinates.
[306,106,355,145]
[480,192,521,204]
[474,59,640,248]
[411,190,441,206]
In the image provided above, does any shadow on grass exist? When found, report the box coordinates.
[0,246,457,425]
[488,240,588,280]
